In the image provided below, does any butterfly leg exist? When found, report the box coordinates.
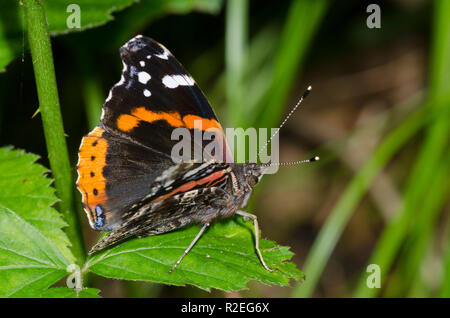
[235,210,273,272]
[169,223,209,274]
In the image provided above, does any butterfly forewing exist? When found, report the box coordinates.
[101,35,230,161]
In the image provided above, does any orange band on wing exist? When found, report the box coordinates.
[117,114,139,132]
[133,107,184,127]
[182,114,221,131]
[76,126,108,227]
[116,107,222,132]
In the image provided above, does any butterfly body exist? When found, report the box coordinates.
[77,35,270,271]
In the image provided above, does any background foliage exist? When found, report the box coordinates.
[0,0,449,297]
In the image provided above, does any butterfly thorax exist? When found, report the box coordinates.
[229,162,264,210]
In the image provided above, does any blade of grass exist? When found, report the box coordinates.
[353,0,450,297]
[353,117,449,298]
[391,153,450,297]
[208,23,278,117]
[82,73,103,129]
[23,0,85,264]
[392,149,450,297]
[291,103,432,298]
[246,25,278,114]
[439,240,450,297]
[78,51,103,129]
[225,0,248,128]
[255,0,329,130]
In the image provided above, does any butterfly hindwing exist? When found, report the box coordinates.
[77,126,173,231]
[88,162,232,253]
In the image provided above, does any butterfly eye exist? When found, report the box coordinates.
[248,175,259,187]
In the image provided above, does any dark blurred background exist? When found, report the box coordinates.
[1,0,449,297]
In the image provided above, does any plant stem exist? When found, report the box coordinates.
[23,0,85,265]
[226,0,248,128]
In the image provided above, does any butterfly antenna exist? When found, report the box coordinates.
[262,156,320,168]
[258,85,312,158]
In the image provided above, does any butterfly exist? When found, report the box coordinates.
[76,35,311,273]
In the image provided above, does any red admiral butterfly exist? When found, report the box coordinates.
[77,35,315,273]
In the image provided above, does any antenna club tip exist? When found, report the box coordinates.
[302,86,312,99]
[311,156,320,162]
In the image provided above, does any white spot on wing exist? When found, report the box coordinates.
[140,61,145,67]
[174,74,194,86]
[138,71,151,84]
[162,74,195,88]
[183,162,211,178]
[162,75,178,88]
[143,89,151,97]
[155,50,169,60]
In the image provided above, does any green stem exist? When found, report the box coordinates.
[225,0,248,128]
[23,0,85,264]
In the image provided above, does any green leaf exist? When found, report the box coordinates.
[0,147,74,262]
[0,0,132,72]
[0,147,73,297]
[0,0,223,72]
[0,1,25,73]
[86,217,303,292]
[0,206,69,297]
[45,0,139,34]
[39,287,101,298]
